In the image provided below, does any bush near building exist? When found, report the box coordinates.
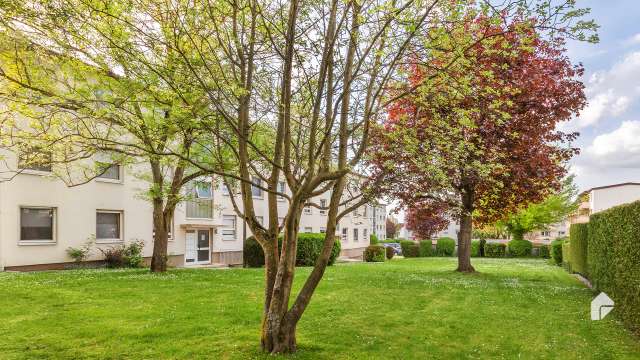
[400,240,420,258]
[562,240,571,271]
[243,233,341,268]
[385,246,395,260]
[364,245,386,262]
[538,244,550,259]
[550,238,565,265]
[419,240,433,257]
[507,239,532,257]
[588,201,640,336]
[435,237,455,256]
[485,243,506,257]
[568,223,588,276]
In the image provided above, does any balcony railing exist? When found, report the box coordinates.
[186,198,214,219]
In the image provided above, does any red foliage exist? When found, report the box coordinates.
[369,19,586,225]
[405,202,450,240]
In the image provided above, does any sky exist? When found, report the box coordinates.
[563,0,640,192]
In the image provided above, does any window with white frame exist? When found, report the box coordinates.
[363,206,368,217]
[341,228,348,242]
[364,229,368,241]
[278,181,286,201]
[96,211,123,242]
[320,227,326,233]
[221,183,231,196]
[319,199,327,215]
[222,215,237,240]
[304,204,312,215]
[195,181,213,199]
[20,207,56,243]
[251,176,263,198]
[353,228,359,242]
[97,163,121,181]
[304,227,313,233]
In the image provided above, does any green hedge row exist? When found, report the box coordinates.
[568,223,588,276]
[436,237,455,256]
[243,233,341,268]
[550,238,564,265]
[588,201,640,336]
[364,245,385,262]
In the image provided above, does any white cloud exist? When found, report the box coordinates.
[561,51,640,132]
[585,121,640,167]
[624,33,640,46]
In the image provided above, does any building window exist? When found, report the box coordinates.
[320,227,326,233]
[304,227,313,233]
[18,148,52,172]
[97,163,121,181]
[304,204,312,215]
[96,211,123,242]
[342,228,348,242]
[353,228,359,242]
[364,229,368,241]
[251,176,263,198]
[20,207,55,243]
[319,199,327,215]
[363,206,368,217]
[221,183,231,196]
[278,181,286,201]
[222,215,236,240]
[187,181,214,219]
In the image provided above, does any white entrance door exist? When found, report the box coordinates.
[185,229,211,265]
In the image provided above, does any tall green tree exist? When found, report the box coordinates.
[499,175,579,241]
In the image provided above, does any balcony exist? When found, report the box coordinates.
[186,198,214,219]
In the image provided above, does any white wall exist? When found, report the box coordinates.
[590,184,640,214]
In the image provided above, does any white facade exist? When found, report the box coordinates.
[368,203,387,241]
[0,152,374,270]
[570,182,640,225]
[435,219,459,240]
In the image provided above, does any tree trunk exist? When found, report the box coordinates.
[456,186,475,273]
[150,199,169,273]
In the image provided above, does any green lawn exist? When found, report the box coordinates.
[0,258,638,359]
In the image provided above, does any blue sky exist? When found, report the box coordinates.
[563,0,640,191]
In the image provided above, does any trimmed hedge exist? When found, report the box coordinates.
[364,245,385,262]
[435,237,455,256]
[538,244,550,259]
[479,239,486,257]
[485,242,506,257]
[471,240,480,257]
[568,223,589,276]
[508,239,533,257]
[562,241,571,271]
[550,238,564,265]
[588,201,640,336]
[385,246,395,260]
[243,233,341,268]
[419,240,433,257]
[399,240,419,258]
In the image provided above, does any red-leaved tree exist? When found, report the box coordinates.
[370,18,587,272]
[405,202,450,240]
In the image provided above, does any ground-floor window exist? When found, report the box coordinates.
[353,228,359,242]
[96,211,123,242]
[304,227,312,233]
[342,228,348,242]
[20,207,56,243]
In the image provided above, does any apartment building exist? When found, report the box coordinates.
[368,203,387,241]
[569,182,640,224]
[0,152,377,270]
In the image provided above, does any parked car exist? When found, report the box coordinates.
[382,242,402,255]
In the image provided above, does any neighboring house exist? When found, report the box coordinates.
[524,220,568,244]
[0,151,374,270]
[435,218,460,240]
[368,203,387,242]
[397,223,414,240]
[569,182,640,224]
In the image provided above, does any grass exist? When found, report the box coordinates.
[0,258,638,359]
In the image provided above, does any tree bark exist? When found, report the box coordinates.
[456,185,475,273]
[150,199,169,272]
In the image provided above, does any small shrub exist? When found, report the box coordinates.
[550,238,564,265]
[399,240,415,257]
[385,246,395,260]
[66,237,94,264]
[419,240,432,257]
[406,244,420,257]
[435,237,455,256]
[123,239,145,268]
[538,244,550,259]
[508,239,532,257]
[369,234,379,245]
[99,246,125,268]
[485,242,506,257]
[471,240,480,257]
[243,233,341,268]
[364,245,385,262]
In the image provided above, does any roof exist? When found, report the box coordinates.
[579,182,640,197]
